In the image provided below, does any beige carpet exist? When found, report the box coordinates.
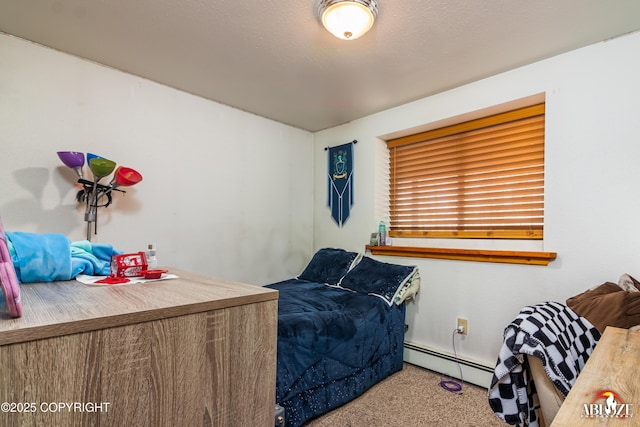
[304,363,508,427]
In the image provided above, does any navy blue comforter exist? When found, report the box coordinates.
[266,278,406,426]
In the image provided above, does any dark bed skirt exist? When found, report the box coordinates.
[278,330,405,427]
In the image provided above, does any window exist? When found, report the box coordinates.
[387,103,545,240]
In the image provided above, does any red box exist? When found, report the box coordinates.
[111,252,148,278]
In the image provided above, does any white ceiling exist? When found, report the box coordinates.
[2,0,640,132]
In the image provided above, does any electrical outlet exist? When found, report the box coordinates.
[457,317,468,335]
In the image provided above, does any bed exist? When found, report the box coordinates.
[265,248,419,427]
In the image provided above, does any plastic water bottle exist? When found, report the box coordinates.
[378,221,387,246]
[146,244,157,269]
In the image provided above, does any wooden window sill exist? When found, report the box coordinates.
[365,245,557,266]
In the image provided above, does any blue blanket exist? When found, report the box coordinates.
[266,278,405,427]
[6,232,121,283]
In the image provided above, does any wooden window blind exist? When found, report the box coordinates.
[387,103,545,239]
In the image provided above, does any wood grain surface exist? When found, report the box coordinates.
[551,327,640,426]
[0,269,278,426]
[0,267,277,344]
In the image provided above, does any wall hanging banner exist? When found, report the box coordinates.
[327,141,355,227]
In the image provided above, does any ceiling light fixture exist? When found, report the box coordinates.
[318,0,378,41]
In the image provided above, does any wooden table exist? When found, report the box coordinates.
[0,268,279,427]
[551,326,640,426]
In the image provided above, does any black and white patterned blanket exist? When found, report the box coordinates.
[488,301,601,426]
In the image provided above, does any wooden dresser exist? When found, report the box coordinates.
[0,268,278,427]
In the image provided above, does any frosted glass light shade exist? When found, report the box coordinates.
[319,0,378,40]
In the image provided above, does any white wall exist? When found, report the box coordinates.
[0,34,314,285]
[313,31,640,368]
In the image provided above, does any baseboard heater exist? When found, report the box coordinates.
[403,341,495,389]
